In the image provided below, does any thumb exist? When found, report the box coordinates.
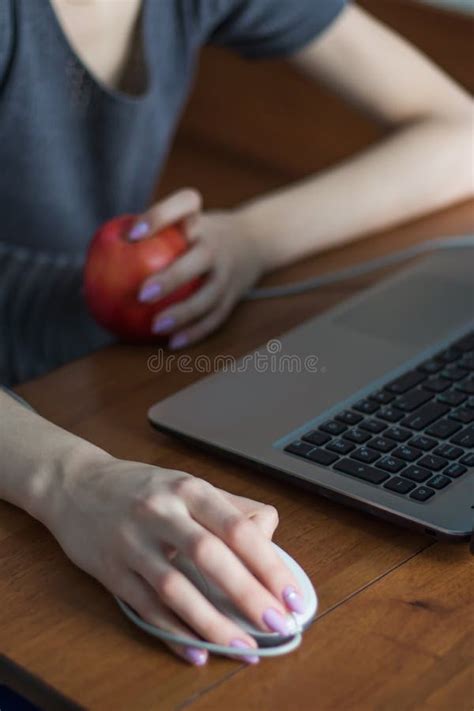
[128,188,202,241]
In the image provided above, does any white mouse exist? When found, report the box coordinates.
[117,542,318,652]
[174,542,317,646]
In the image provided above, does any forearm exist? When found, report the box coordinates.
[0,391,109,527]
[236,116,473,271]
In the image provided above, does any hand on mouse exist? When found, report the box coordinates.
[131,189,266,349]
[46,452,305,666]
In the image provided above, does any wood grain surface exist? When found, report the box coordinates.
[2,2,473,710]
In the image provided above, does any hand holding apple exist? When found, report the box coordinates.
[85,189,266,348]
[84,213,202,342]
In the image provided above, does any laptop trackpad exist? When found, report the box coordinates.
[334,275,473,347]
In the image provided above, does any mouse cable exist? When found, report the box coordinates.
[246,235,474,300]
[115,596,303,658]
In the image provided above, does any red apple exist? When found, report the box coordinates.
[84,214,202,342]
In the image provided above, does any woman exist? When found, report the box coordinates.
[0,0,472,666]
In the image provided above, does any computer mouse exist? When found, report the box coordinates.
[171,542,318,646]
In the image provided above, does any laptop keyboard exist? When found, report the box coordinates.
[283,331,474,503]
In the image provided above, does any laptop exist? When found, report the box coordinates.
[149,247,474,541]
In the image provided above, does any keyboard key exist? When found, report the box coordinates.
[384,426,412,442]
[418,359,443,375]
[336,410,363,426]
[302,430,331,446]
[395,389,432,412]
[392,445,422,462]
[433,443,464,460]
[307,448,339,466]
[369,390,395,405]
[427,474,451,490]
[443,462,467,478]
[351,447,381,464]
[384,477,416,494]
[418,454,448,471]
[451,424,474,448]
[327,439,355,455]
[402,465,432,483]
[410,486,435,502]
[359,419,387,434]
[378,406,404,423]
[353,399,380,415]
[377,455,406,473]
[284,441,314,457]
[320,420,347,436]
[460,452,474,466]
[436,347,462,364]
[425,418,462,439]
[438,389,467,406]
[441,366,468,382]
[334,458,389,484]
[408,435,437,451]
[456,376,474,395]
[401,402,450,431]
[370,436,396,453]
[449,407,474,424]
[454,333,474,353]
[343,428,371,444]
[386,371,426,394]
[461,354,474,371]
[423,376,451,393]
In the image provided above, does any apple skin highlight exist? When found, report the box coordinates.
[84,214,202,343]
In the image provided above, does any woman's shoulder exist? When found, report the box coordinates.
[0,0,14,88]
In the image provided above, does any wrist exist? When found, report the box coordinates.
[231,204,275,274]
[29,439,112,532]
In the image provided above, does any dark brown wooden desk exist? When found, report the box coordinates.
[2,2,473,709]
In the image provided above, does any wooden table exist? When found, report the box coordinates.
[2,2,473,709]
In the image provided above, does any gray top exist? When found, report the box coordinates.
[0,0,346,385]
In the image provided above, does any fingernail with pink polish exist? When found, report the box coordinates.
[230,639,259,664]
[129,220,150,241]
[282,585,305,614]
[262,608,294,636]
[138,282,161,303]
[169,334,188,350]
[151,316,175,334]
[184,647,208,666]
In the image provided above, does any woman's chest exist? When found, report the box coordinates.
[49,0,143,91]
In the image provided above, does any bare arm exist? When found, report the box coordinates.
[235,4,474,269]
[0,390,103,522]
